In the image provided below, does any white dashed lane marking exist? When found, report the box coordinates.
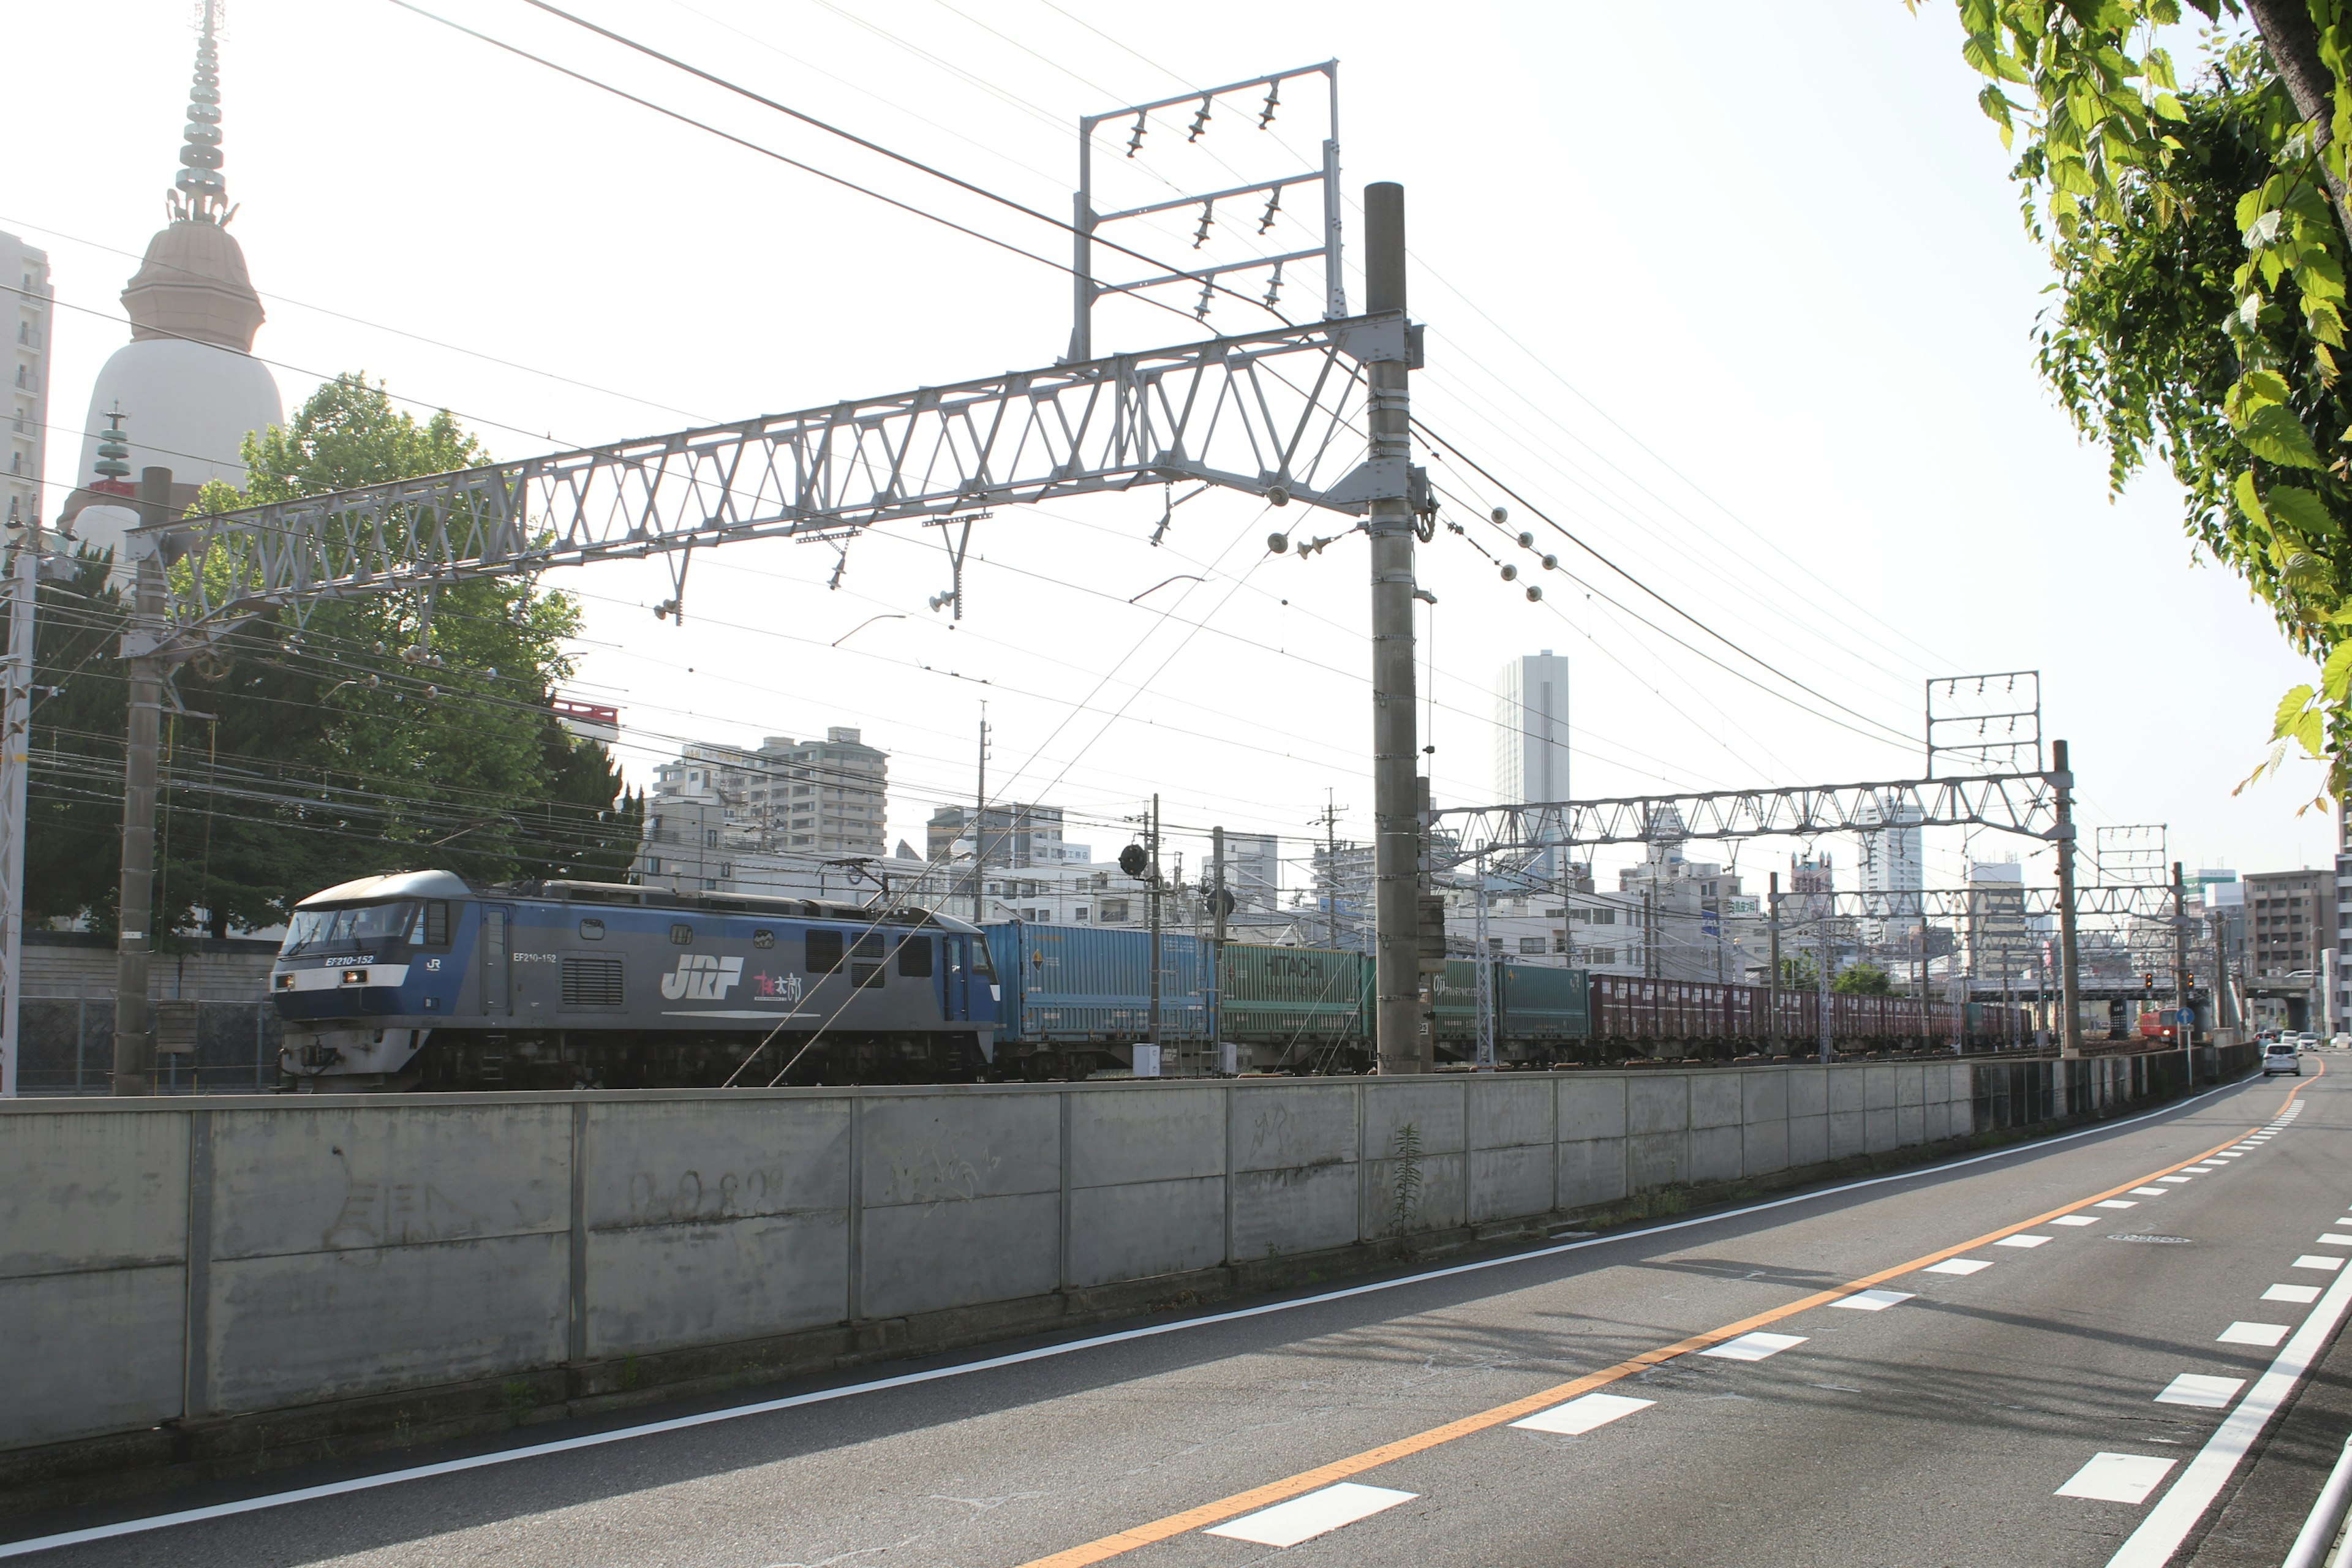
[1995,1235,2053,1249]
[1832,1289,1914,1311]
[2057,1453,2177,1504]
[2129,1188,2171,1197]
[1924,1259,1995,1276]
[2264,1284,2323,1305]
[1509,1393,1654,1436]
[1205,1483,1418,1548]
[2219,1322,2292,1348]
[2052,1215,2102,1227]
[2155,1374,2245,1409]
[2158,1177,2192,1185]
[2296,1256,2345,1272]
[1700,1332,1807,1362]
[2319,1234,2352,1245]
[2098,1200,2140,1210]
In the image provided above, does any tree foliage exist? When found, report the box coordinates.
[1833,961,1896,995]
[1928,0,2352,801]
[27,375,639,940]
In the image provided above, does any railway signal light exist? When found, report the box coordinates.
[1118,843,1148,878]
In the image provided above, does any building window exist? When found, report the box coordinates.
[646,857,662,874]
[1101,899,1130,921]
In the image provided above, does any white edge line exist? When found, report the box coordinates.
[2106,1222,2352,1566]
[0,1073,2270,1560]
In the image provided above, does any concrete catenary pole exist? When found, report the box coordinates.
[970,709,988,922]
[2173,859,2193,1080]
[112,466,172,1095]
[2051,738,2083,1057]
[1210,825,1226,1066]
[1473,851,1494,1070]
[1363,181,1422,1074]
[1817,896,1833,1064]
[1147,792,1162,1053]
[0,464,40,1099]
[1767,870,1782,1053]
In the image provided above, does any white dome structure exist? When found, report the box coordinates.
[61,1,282,559]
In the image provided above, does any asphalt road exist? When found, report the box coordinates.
[12,1063,2352,1568]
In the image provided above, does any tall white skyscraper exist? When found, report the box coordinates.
[1495,650,1570,805]
[1856,792,1924,947]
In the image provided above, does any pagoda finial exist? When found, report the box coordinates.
[167,1,232,225]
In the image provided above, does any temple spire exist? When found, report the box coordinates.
[167,1,232,225]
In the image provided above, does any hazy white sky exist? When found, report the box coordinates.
[10,0,2334,900]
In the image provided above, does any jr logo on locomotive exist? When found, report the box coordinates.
[660,954,745,1001]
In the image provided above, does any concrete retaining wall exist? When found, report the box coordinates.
[0,1055,2174,1460]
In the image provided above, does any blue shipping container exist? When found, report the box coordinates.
[984,922,1210,1043]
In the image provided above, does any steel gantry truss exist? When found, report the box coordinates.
[104,270,1429,1091]
[1428,771,2062,865]
[1431,753,2098,1063]
[131,312,1411,658]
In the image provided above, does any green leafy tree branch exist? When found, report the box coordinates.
[1926,0,2352,805]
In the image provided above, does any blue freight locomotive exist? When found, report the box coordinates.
[271,872,999,1090]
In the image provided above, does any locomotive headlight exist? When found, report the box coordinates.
[341,969,369,986]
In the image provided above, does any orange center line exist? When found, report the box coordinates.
[1014,1075,2308,1568]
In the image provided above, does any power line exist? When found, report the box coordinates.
[1416,421,1921,752]
[509,0,1301,331]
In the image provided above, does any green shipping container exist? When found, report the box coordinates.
[1499,963,1590,1040]
[1216,943,1370,1054]
[1432,959,1589,1044]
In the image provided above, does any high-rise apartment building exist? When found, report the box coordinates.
[1495,651,1570,805]
[1224,831,1280,912]
[2247,867,2328,979]
[638,728,889,892]
[4,235,48,534]
[1856,793,1924,946]
[1965,859,2032,982]
[925,802,1090,869]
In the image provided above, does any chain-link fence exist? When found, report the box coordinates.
[15,994,281,1095]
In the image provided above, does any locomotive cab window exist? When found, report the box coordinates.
[807,928,843,973]
[413,900,451,948]
[578,918,605,941]
[899,934,933,978]
[669,922,693,945]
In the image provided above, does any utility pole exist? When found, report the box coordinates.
[2051,737,2082,1058]
[1319,791,1341,949]
[1817,897,1833,1064]
[1147,793,1163,1053]
[2173,859,2193,1082]
[1767,871,1782,1053]
[113,466,172,1096]
[1473,851,1494,1070]
[1363,181,1423,1075]
[1210,825,1227,1069]
[969,709,990,922]
[1916,932,1928,1047]
[0,456,41,1099]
